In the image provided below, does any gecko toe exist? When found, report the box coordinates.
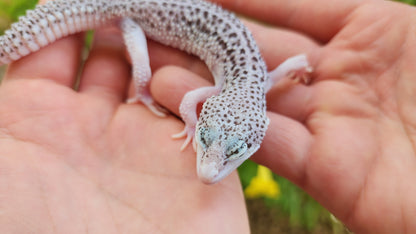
[127,95,168,117]
[172,126,195,151]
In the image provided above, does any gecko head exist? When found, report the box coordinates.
[195,126,260,184]
[194,91,269,184]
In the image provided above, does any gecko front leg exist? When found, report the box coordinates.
[172,86,221,151]
[266,54,313,91]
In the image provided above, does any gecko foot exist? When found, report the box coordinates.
[287,65,313,85]
[267,54,314,91]
[127,95,168,117]
[172,126,196,151]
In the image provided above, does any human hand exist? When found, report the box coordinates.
[0,27,249,233]
[154,0,416,233]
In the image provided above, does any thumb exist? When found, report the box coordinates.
[252,112,313,185]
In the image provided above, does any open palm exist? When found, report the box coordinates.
[0,30,248,233]
[157,0,416,232]
[206,0,415,233]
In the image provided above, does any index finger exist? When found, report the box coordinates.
[211,0,364,43]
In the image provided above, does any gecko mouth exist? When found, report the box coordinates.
[196,143,226,184]
[198,162,220,184]
[197,160,237,184]
[196,151,237,184]
[196,140,261,184]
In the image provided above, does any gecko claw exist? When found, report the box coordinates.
[287,65,313,85]
[172,126,196,151]
[127,95,168,117]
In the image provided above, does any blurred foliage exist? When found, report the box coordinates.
[396,0,416,5]
[0,0,38,34]
[239,160,333,232]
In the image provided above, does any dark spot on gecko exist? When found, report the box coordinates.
[232,69,240,77]
[230,55,236,64]
[200,25,210,34]
[226,49,235,56]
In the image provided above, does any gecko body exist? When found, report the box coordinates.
[0,0,311,184]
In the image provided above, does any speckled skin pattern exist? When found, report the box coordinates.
[0,0,273,184]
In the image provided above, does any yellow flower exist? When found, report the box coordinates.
[244,165,280,199]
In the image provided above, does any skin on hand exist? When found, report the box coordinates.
[1,0,416,233]
[155,0,416,233]
[0,28,248,233]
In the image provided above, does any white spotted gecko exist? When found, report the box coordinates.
[0,0,312,184]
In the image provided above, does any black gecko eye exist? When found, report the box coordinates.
[226,139,247,160]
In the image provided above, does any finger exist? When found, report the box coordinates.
[252,112,313,185]
[147,41,213,81]
[151,65,314,185]
[266,82,315,123]
[211,0,364,42]
[151,66,212,116]
[78,28,131,103]
[127,40,214,101]
[147,19,319,78]
[242,20,319,70]
[151,17,320,122]
[4,34,85,86]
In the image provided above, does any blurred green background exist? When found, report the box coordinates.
[0,0,414,233]
[0,0,38,34]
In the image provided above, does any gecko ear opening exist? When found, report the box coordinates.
[226,139,248,161]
